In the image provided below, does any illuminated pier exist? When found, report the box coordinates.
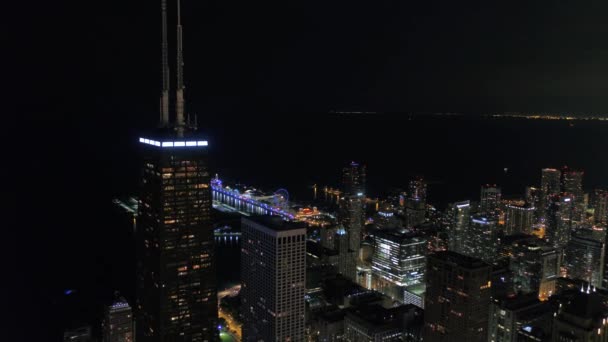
[211,177,295,220]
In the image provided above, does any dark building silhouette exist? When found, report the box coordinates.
[424,251,491,342]
[136,134,217,341]
[103,297,134,342]
[540,168,561,222]
[339,162,366,281]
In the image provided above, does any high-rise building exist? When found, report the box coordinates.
[525,186,542,222]
[241,216,306,342]
[552,290,608,341]
[545,194,574,249]
[405,177,427,228]
[564,230,605,287]
[466,215,500,262]
[135,1,217,339]
[103,298,134,342]
[342,161,366,197]
[339,162,366,281]
[371,230,426,302]
[344,304,423,342]
[447,201,470,254]
[561,167,586,224]
[334,226,356,279]
[136,135,217,341]
[424,251,492,342]
[480,184,501,216]
[540,168,561,221]
[594,189,608,224]
[488,294,549,342]
[504,204,534,235]
[508,237,560,299]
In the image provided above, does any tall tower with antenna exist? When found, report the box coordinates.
[135,1,217,341]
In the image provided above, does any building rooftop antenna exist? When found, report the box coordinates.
[159,0,170,127]
[175,0,185,137]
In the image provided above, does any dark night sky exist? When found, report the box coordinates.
[91,0,608,119]
[8,0,608,339]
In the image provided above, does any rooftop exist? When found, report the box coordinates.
[242,215,306,232]
[429,251,490,269]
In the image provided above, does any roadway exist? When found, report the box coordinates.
[218,284,242,342]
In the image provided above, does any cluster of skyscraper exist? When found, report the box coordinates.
[64,1,608,340]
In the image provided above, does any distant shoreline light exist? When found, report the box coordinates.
[139,137,208,148]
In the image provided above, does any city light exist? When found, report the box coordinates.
[139,137,209,148]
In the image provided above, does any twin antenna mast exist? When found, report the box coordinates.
[160,0,193,137]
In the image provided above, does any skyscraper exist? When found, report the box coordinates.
[480,184,501,216]
[552,290,608,341]
[103,298,134,342]
[339,162,366,281]
[508,238,560,299]
[525,186,542,222]
[561,167,585,224]
[545,194,574,249]
[466,215,500,262]
[424,251,492,342]
[540,168,561,221]
[504,203,534,235]
[564,230,605,287]
[488,294,547,342]
[135,1,217,340]
[241,216,306,342]
[342,161,366,197]
[405,177,427,228]
[594,189,608,224]
[371,230,426,303]
[447,201,470,254]
[136,136,217,341]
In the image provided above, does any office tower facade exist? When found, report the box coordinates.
[344,304,423,342]
[241,217,306,342]
[405,177,427,228]
[561,167,586,224]
[447,201,470,254]
[545,194,574,249]
[424,251,492,342]
[334,227,356,279]
[488,294,547,342]
[371,230,426,302]
[564,231,605,287]
[525,186,542,222]
[466,215,499,262]
[552,290,608,342]
[508,238,560,299]
[342,161,366,197]
[540,168,561,221]
[136,136,217,341]
[339,162,366,281]
[504,204,534,235]
[103,298,134,342]
[595,189,608,224]
[480,184,501,216]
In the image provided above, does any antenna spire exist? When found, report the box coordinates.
[175,0,185,137]
[160,0,170,126]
